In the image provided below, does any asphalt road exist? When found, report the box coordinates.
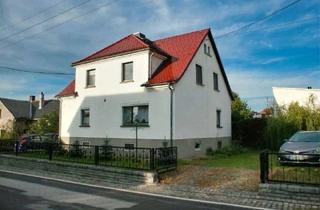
[0,171,255,210]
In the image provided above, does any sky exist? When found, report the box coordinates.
[0,0,319,111]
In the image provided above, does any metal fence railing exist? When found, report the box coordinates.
[260,150,320,186]
[0,140,177,172]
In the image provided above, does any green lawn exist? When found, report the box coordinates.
[179,150,260,170]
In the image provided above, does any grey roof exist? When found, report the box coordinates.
[32,100,59,119]
[0,98,30,118]
[0,98,59,119]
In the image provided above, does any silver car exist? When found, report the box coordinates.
[279,131,320,165]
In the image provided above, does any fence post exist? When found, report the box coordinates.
[150,148,155,170]
[94,146,99,166]
[260,150,269,183]
[15,141,19,156]
[48,143,53,161]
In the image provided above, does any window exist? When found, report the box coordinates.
[86,69,95,87]
[122,105,148,126]
[204,43,211,56]
[213,72,219,91]
[0,109,1,118]
[122,62,133,82]
[80,109,90,127]
[195,142,201,151]
[125,144,134,150]
[216,109,222,128]
[82,141,90,148]
[196,64,203,85]
[207,46,211,55]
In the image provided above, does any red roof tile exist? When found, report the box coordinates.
[56,80,75,97]
[72,35,149,65]
[58,29,233,98]
[148,29,209,84]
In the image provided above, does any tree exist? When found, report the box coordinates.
[279,94,320,130]
[231,92,253,122]
[29,112,59,135]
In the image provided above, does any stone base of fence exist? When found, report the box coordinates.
[0,154,158,185]
[259,183,320,196]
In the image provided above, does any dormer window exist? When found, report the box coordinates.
[122,62,133,82]
[86,69,95,87]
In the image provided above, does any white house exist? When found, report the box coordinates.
[273,87,320,108]
[56,29,233,158]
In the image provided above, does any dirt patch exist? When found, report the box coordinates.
[159,165,260,192]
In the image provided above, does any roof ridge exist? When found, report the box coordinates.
[72,34,142,65]
[0,97,28,102]
[154,28,210,42]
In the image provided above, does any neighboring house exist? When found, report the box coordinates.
[253,108,273,119]
[0,93,59,137]
[273,87,320,108]
[56,29,233,158]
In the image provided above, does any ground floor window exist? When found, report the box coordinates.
[80,108,90,127]
[125,144,134,150]
[122,105,149,126]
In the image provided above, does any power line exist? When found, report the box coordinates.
[0,0,65,32]
[0,0,93,43]
[215,0,303,39]
[244,16,320,33]
[0,65,74,76]
[0,0,121,50]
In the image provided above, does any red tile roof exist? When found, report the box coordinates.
[57,29,233,98]
[72,35,149,65]
[56,80,75,97]
[148,29,208,84]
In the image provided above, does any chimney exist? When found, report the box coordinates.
[39,92,44,110]
[133,32,146,40]
[29,95,35,119]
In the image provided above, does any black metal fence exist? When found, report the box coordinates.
[0,140,177,172]
[260,150,320,186]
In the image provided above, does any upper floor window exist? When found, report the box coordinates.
[0,109,2,118]
[122,105,148,126]
[216,109,222,128]
[204,43,211,56]
[122,62,133,82]
[196,64,203,85]
[86,69,95,87]
[213,72,219,91]
[80,108,90,127]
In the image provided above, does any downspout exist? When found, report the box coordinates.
[149,52,154,78]
[168,83,174,147]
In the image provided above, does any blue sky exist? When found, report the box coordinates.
[0,0,319,111]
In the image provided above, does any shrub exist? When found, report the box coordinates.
[263,117,298,150]
[232,118,267,149]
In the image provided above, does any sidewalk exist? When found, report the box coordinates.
[0,163,319,210]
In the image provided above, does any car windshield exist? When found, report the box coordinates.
[289,132,320,142]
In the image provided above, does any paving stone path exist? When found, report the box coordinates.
[0,164,319,210]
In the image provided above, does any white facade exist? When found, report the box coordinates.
[59,35,232,158]
[174,35,232,140]
[273,87,320,107]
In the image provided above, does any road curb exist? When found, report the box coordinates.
[0,169,270,210]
